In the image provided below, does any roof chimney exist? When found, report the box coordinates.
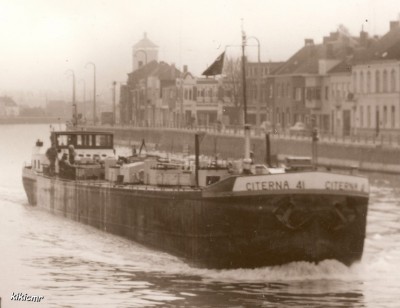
[304,39,314,46]
[170,63,176,79]
[326,43,334,59]
[183,65,188,74]
[359,30,369,46]
[390,21,400,31]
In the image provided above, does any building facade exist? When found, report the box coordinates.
[119,21,400,136]
[351,21,400,136]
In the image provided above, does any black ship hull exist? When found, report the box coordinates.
[22,167,369,269]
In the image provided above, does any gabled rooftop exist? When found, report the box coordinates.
[274,26,373,75]
[268,62,285,74]
[128,61,181,84]
[354,20,400,63]
[328,60,352,74]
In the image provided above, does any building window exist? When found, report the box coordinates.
[391,69,396,92]
[375,70,381,93]
[383,70,388,92]
[286,108,290,125]
[360,71,364,94]
[306,88,312,100]
[360,106,364,128]
[391,106,396,128]
[316,88,321,100]
[276,108,280,124]
[383,106,387,127]
[331,83,335,99]
[353,72,358,93]
[367,105,371,128]
[295,88,302,101]
[342,83,346,99]
[367,71,371,93]
[325,86,329,100]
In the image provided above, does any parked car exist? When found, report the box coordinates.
[260,120,272,133]
[289,122,309,136]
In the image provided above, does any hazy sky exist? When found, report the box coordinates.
[0,0,399,104]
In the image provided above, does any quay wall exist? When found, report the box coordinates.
[84,126,400,174]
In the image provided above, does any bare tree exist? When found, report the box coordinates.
[222,56,243,125]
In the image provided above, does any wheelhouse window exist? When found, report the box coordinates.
[95,135,112,147]
[54,133,113,149]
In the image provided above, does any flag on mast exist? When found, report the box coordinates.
[202,52,225,76]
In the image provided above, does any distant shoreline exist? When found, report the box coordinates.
[0,117,67,125]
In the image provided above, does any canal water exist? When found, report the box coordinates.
[0,124,399,307]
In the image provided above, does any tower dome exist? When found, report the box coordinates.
[132,32,159,71]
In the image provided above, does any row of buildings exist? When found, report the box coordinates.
[119,21,400,136]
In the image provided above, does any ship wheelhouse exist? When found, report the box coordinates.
[53,131,114,150]
[52,131,115,162]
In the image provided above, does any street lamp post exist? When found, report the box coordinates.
[65,70,77,127]
[247,36,261,131]
[241,31,248,126]
[134,50,148,126]
[85,62,96,125]
[112,81,117,126]
[241,26,252,164]
[79,79,86,122]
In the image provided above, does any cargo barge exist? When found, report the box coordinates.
[22,129,369,269]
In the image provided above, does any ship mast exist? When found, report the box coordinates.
[66,69,78,128]
[72,74,77,128]
[241,24,251,164]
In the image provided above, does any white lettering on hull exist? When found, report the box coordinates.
[246,181,290,191]
[233,172,369,194]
